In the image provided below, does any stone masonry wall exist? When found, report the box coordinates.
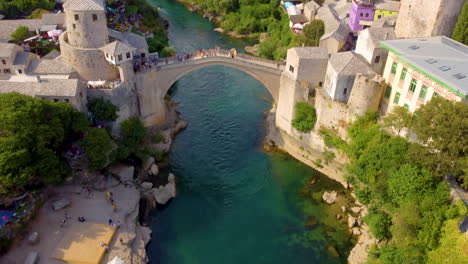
[64,9,109,48]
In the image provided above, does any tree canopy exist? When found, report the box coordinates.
[10,26,30,43]
[88,97,119,122]
[452,0,468,45]
[301,20,325,47]
[82,128,115,170]
[0,93,88,198]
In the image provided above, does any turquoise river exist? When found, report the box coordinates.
[148,1,356,263]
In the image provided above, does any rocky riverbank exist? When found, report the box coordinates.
[264,109,376,264]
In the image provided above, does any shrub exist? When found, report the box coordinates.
[10,26,30,43]
[88,98,119,121]
[292,102,317,133]
[365,207,392,240]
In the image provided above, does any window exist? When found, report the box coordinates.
[394,92,400,104]
[400,67,407,80]
[118,54,122,61]
[404,104,409,110]
[365,13,369,17]
[65,99,69,103]
[385,85,392,98]
[126,52,131,59]
[18,69,22,74]
[319,82,323,87]
[54,99,59,102]
[1,59,5,65]
[419,85,427,100]
[391,62,397,74]
[289,65,294,73]
[409,79,417,93]
[408,45,419,50]
[360,13,363,17]
[438,66,451,71]
[3,69,10,74]
[343,88,347,95]
[378,15,382,19]
[74,14,79,21]
[92,14,98,21]
[73,24,76,29]
[453,73,466,80]
[425,58,437,64]
[374,56,380,63]
[141,53,146,58]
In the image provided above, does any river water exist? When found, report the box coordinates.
[147,1,355,263]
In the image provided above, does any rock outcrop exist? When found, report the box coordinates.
[153,174,176,205]
[322,191,338,204]
[348,224,377,264]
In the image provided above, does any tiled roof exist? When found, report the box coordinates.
[13,51,30,66]
[380,36,468,97]
[0,79,80,97]
[367,27,396,44]
[108,29,148,50]
[42,50,61,60]
[329,51,376,77]
[0,14,65,41]
[28,56,76,75]
[0,43,17,57]
[290,47,328,59]
[375,0,400,12]
[63,0,105,11]
[100,41,136,55]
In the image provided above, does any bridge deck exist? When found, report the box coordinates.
[134,49,285,73]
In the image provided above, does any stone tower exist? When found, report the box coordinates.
[395,0,466,39]
[60,0,119,81]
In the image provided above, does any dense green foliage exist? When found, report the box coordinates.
[452,0,468,45]
[116,117,150,161]
[82,128,115,170]
[0,93,88,197]
[88,97,119,122]
[0,0,55,18]
[10,26,31,43]
[332,102,467,263]
[292,102,317,133]
[123,0,169,54]
[301,20,325,47]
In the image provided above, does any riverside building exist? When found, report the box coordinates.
[379,36,468,114]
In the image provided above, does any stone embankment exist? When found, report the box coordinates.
[265,110,375,264]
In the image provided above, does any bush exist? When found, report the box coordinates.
[116,117,147,160]
[82,128,115,170]
[365,207,392,240]
[88,97,119,121]
[10,26,30,43]
[152,132,164,144]
[301,19,325,46]
[292,102,317,133]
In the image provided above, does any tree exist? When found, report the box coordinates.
[88,97,119,121]
[82,128,115,170]
[301,19,325,47]
[116,117,148,160]
[382,106,413,137]
[292,102,317,133]
[411,97,468,179]
[365,207,392,240]
[452,0,468,45]
[0,93,87,197]
[387,164,434,206]
[10,26,30,43]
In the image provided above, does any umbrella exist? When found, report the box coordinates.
[292,24,304,29]
[108,256,125,264]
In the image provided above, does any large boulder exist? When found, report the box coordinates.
[322,191,338,204]
[348,215,357,228]
[144,157,155,170]
[52,198,70,211]
[352,227,362,236]
[149,164,159,176]
[153,174,176,205]
[110,165,134,183]
[351,206,362,214]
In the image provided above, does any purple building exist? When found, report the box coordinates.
[349,0,375,32]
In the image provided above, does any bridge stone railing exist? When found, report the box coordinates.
[134,49,286,73]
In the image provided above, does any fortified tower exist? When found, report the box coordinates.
[395,0,465,38]
[60,0,119,81]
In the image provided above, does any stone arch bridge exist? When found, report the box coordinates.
[135,49,285,125]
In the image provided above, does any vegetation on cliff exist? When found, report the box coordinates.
[292,102,317,133]
[178,0,324,60]
[320,98,468,263]
[452,0,468,45]
[0,0,55,18]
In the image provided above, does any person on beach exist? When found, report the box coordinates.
[108,218,113,225]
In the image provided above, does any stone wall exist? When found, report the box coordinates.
[60,32,119,81]
[64,9,109,48]
[395,0,465,38]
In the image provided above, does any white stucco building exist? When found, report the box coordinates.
[379,36,468,114]
[355,27,396,74]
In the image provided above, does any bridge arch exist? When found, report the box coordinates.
[136,54,284,126]
[152,56,283,101]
